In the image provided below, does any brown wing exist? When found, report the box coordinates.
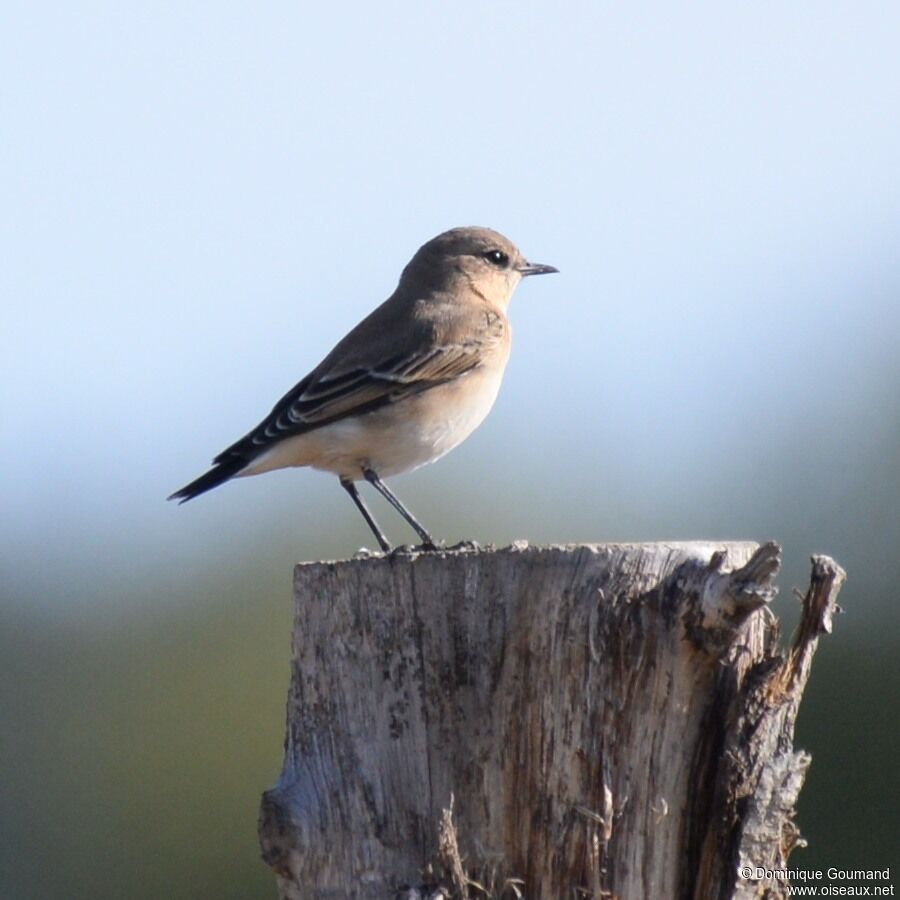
[212,342,486,465]
[210,278,509,467]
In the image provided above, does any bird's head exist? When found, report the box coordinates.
[400,226,558,310]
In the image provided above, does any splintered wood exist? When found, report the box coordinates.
[259,542,844,899]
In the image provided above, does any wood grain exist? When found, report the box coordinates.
[259,541,844,899]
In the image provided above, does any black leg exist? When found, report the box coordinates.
[362,467,437,549]
[340,477,392,552]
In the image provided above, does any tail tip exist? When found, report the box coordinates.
[167,458,243,505]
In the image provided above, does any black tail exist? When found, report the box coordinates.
[167,457,247,504]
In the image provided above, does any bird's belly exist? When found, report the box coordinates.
[370,375,502,476]
[241,365,506,480]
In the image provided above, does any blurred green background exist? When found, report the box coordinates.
[2,2,898,897]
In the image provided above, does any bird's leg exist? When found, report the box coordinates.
[362,467,438,550]
[340,477,392,553]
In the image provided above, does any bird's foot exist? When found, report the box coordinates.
[389,540,444,555]
[449,539,481,552]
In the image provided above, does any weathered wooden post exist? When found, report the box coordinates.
[258,541,844,899]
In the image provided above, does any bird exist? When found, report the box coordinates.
[168,226,558,551]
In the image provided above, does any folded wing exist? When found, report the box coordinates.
[214,342,485,465]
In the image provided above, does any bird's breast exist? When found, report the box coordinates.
[358,352,509,477]
[240,326,511,481]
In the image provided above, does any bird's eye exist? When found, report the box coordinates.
[483,249,509,267]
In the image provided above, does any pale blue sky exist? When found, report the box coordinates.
[2,2,899,619]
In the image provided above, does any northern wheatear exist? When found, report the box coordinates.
[169,226,557,550]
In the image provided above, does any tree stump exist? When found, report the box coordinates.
[258,541,845,899]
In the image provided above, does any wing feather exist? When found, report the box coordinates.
[285,344,481,426]
[213,342,485,464]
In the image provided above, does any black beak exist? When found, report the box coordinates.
[518,261,559,277]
